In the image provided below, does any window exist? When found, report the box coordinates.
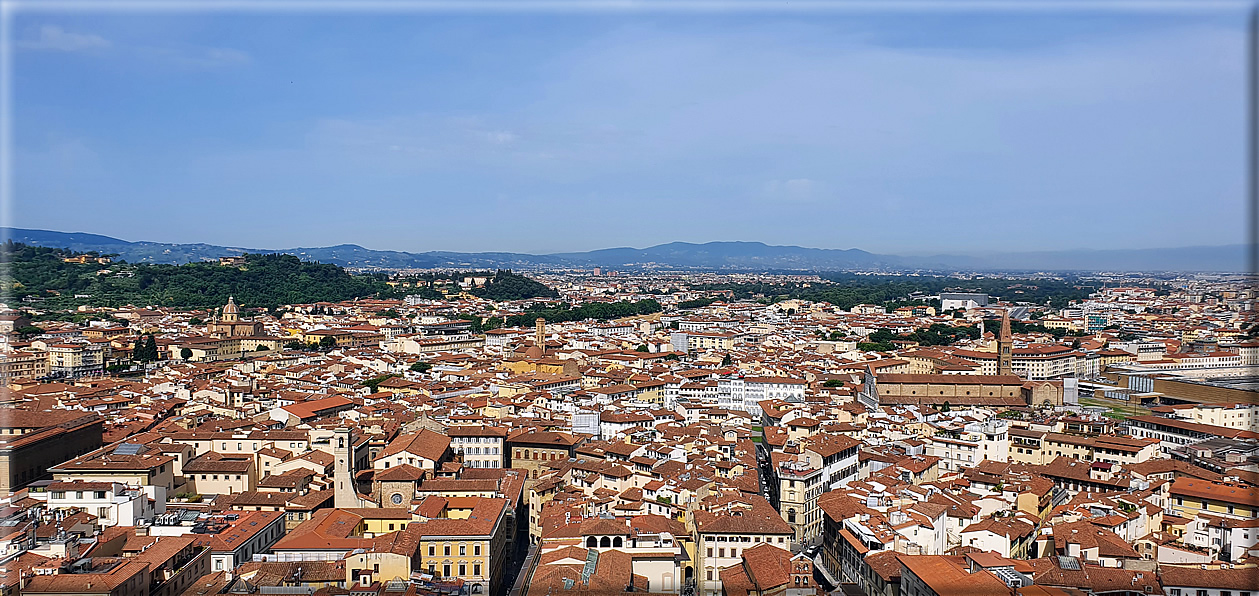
[707,570,713,581]
[460,544,466,555]
[474,564,481,576]
[474,544,481,556]
[443,564,451,578]
[444,545,451,556]
[429,545,436,556]
[718,548,725,557]
[459,564,466,576]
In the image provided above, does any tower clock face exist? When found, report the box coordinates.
[391,493,404,505]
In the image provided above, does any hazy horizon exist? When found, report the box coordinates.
[3,225,1246,258]
[13,7,1250,254]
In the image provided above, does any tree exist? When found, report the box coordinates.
[144,335,160,361]
[636,344,649,353]
[721,354,732,366]
[189,317,203,325]
[284,341,306,350]
[664,353,680,361]
[180,347,193,360]
[319,335,338,350]
[940,401,951,413]
[134,334,160,362]
[14,325,43,339]
[378,309,401,318]
[255,345,269,351]
[360,374,401,392]
[410,362,432,373]
[823,379,844,388]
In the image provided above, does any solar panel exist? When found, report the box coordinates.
[581,549,600,582]
[113,443,145,455]
[1057,556,1080,571]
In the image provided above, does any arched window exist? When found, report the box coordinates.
[338,437,345,449]
[586,537,597,547]
[613,537,623,547]
[600,537,611,548]
[787,509,797,524]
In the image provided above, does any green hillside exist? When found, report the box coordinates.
[2,242,396,310]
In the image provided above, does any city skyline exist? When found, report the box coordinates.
[12,6,1250,254]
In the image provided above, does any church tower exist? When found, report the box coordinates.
[333,427,357,508]
[525,317,547,360]
[997,308,1013,376]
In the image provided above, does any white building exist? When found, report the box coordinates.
[718,376,806,415]
[43,480,155,528]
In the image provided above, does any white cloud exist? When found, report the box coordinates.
[763,178,821,202]
[18,25,111,52]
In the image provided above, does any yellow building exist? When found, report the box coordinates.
[414,497,512,596]
[1170,478,1259,519]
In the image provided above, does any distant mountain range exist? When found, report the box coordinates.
[1,228,1248,273]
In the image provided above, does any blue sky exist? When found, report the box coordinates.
[11,6,1250,254]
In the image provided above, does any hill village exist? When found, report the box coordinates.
[0,270,1256,596]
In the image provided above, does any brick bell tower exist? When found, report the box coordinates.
[998,308,1013,376]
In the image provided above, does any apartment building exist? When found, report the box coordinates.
[43,480,156,528]
[448,425,508,469]
[1010,429,1161,466]
[718,376,807,415]
[0,408,102,492]
[413,496,512,596]
[0,350,50,383]
[693,496,795,596]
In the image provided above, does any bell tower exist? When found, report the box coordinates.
[334,427,356,508]
[997,308,1013,376]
